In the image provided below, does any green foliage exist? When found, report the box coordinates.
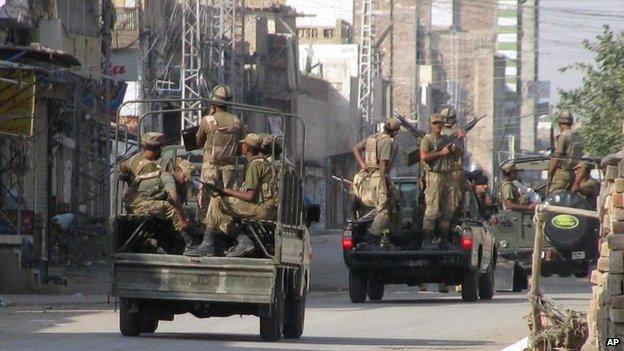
[558,26,624,157]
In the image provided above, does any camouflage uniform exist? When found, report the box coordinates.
[420,127,463,234]
[549,113,584,194]
[196,110,245,209]
[353,131,399,237]
[205,151,278,235]
[499,181,528,210]
[120,134,185,231]
[573,162,600,203]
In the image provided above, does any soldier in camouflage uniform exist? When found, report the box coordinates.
[419,114,465,249]
[571,161,600,204]
[499,162,536,213]
[186,133,278,257]
[196,84,246,213]
[352,118,401,249]
[119,133,196,252]
[548,111,584,194]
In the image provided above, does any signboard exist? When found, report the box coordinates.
[0,69,35,136]
[110,48,139,81]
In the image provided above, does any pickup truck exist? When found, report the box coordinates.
[342,176,497,303]
[111,102,317,341]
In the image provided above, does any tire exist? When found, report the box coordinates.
[139,316,159,333]
[478,270,495,300]
[119,298,140,337]
[461,270,479,302]
[260,270,284,342]
[348,270,368,303]
[283,294,306,339]
[544,191,595,250]
[367,278,385,301]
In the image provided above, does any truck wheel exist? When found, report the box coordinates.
[260,272,284,342]
[349,270,367,303]
[139,316,159,333]
[119,298,141,336]
[461,270,479,302]
[283,294,306,339]
[478,270,495,300]
[367,278,384,301]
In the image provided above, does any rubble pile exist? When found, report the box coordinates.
[584,164,624,349]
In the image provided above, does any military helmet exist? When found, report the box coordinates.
[557,111,574,125]
[440,107,457,126]
[211,84,233,105]
[176,159,194,179]
[501,162,519,173]
[141,132,165,149]
[386,117,401,130]
[260,134,274,150]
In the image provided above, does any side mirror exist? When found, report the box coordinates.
[306,204,321,226]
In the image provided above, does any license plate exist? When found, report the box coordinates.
[405,259,429,267]
[571,251,586,260]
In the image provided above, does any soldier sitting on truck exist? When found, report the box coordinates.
[498,162,537,213]
[472,174,497,220]
[119,133,198,253]
[185,133,278,257]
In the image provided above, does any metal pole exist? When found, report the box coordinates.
[529,205,544,347]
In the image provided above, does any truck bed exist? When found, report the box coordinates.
[112,253,276,304]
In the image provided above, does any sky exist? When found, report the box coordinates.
[539,0,624,102]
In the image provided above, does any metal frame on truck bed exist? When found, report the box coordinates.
[110,98,317,341]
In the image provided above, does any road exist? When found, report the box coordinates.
[0,232,592,351]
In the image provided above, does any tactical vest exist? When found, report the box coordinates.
[123,155,167,204]
[203,114,241,165]
[364,133,391,169]
[560,130,584,169]
[248,157,278,205]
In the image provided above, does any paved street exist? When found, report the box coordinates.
[0,232,592,351]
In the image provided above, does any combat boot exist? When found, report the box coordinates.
[226,233,256,257]
[180,230,198,251]
[184,229,217,257]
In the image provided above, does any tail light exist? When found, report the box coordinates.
[342,228,354,252]
[461,228,473,250]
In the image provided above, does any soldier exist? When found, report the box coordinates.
[119,133,196,252]
[499,162,536,213]
[185,133,278,257]
[419,114,465,249]
[351,118,401,249]
[473,175,497,220]
[571,161,600,204]
[196,84,246,213]
[548,111,584,194]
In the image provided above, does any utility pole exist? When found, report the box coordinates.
[357,0,376,139]
[520,0,538,152]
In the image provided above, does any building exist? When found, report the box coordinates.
[0,1,117,292]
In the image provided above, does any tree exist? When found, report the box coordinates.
[558,26,624,157]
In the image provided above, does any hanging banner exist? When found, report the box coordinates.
[0,69,36,136]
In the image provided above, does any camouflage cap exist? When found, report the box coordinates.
[141,132,165,148]
[430,114,445,123]
[501,162,519,173]
[386,117,401,130]
[176,159,194,178]
[239,133,263,148]
[557,111,574,125]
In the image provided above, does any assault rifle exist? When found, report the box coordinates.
[394,113,427,167]
[431,114,487,171]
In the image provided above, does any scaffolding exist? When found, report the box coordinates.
[357,0,376,138]
[181,0,205,129]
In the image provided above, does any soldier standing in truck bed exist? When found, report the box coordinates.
[548,111,584,194]
[196,84,246,213]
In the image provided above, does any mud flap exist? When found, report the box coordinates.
[495,257,515,292]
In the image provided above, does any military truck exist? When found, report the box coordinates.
[491,156,600,291]
[341,176,497,303]
[111,100,318,341]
